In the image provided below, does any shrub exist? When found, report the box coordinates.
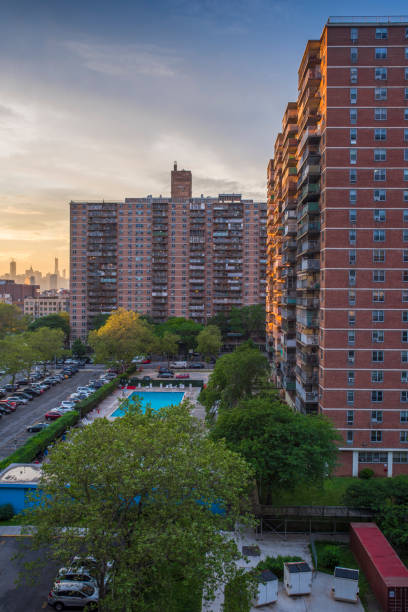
[319,545,341,570]
[0,503,14,521]
[256,555,302,581]
[358,468,374,480]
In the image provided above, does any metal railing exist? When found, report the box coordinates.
[328,15,408,24]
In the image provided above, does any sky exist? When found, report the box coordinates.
[1,0,407,274]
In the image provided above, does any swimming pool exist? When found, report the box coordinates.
[111,391,185,417]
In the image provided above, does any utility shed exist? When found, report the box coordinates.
[0,463,41,513]
[253,569,278,607]
[350,522,408,612]
[284,561,312,596]
[333,566,359,603]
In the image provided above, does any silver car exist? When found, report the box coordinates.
[48,581,98,610]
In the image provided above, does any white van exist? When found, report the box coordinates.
[169,361,188,369]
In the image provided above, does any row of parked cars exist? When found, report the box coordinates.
[48,556,112,610]
[43,371,117,422]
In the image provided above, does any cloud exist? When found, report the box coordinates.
[63,41,180,78]
[2,206,44,215]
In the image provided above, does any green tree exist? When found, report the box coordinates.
[29,312,70,340]
[211,396,340,504]
[28,327,65,373]
[71,337,88,359]
[89,313,110,331]
[199,345,269,412]
[0,303,28,337]
[196,325,222,361]
[160,331,180,366]
[23,403,254,611]
[155,317,203,354]
[88,309,157,372]
[0,334,35,384]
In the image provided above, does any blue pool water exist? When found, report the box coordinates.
[111,391,185,417]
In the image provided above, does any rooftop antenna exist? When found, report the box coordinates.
[174,161,177,171]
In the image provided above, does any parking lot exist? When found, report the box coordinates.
[0,365,104,460]
[0,536,59,611]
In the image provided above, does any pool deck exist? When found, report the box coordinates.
[80,384,206,425]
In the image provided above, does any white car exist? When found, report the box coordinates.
[60,401,76,409]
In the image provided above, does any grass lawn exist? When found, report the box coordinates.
[311,541,376,612]
[271,477,355,507]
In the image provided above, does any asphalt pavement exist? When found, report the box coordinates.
[0,365,104,461]
[0,536,59,611]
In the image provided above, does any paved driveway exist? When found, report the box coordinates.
[0,536,59,611]
[0,365,104,460]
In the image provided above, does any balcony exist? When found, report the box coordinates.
[298,182,320,203]
[298,221,320,239]
[296,384,319,403]
[298,351,318,367]
[301,258,320,272]
[297,332,319,346]
[298,240,320,255]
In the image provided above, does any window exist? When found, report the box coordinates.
[406,48,408,59]
[347,391,354,404]
[347,431,354,444]
[405,88,408,100]
[375,27,388,39]
[374,149,386,162]
[403,371,408,383]
[350,169,357,184]
[374,168,386,181]
[372,329,384,342]
[373,270,385,282]
[347,372,355,386]
[374,209,386,222]
[374,189,386,201]
[403,351,408,363]
[372,370,384,383]
[371,431,382,443]
[350,68,358,83]
[405,109,408,120]
[350,28,358,42]
[371,410,383,423]
[349,290,356,305]
[403,290,408,303]
[401,411,408,423]
[373,249,385,263]
[350,109,357,124]
[349,270,356,285]
[349,210,357,224]
[350,88,357,104]
[350,128,357,144]
[400,432,408,443]
[372,350,384,362]
[404,150,408,162]
[405,68,408,81]
[405,129,408,142]
[348,310,356,325]
[375,67,387,80]
[404,230,408,242]
[350,47,358,63]
[375,128,387,140]
[404,250,408,263]
[403,331,408,343]
[373,229,385,241]
[404,191,408,202]
[405,170,408,181]
[394,452,408,463]
[348,330,356,344]
[402,391,408,402]
[372,390,383,402]
[349,249,356,264]
[359,451,387,463]
[373,291,385,304]
[348,350,355,364]
[349,229,356,244]
[373,310,384,322]
[347,409,354,424]
[375,87,387,100]
[350,149,357,164]
[404,211,408,223]
[375,108,387,120]
[349,189,357,204]
[375,47,387,59]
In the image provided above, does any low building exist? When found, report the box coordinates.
[0,279,39,310]
[24,292,69,319]
[0,463,42,514]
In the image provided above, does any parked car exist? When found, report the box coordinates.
[7,396,28,405]
[5,384,18,392]
[15,378,28,386]
[45,410,63,421]
[170,361,188,369]
[0,387,6,398]
[0,406,11,415]
[175,373,190,379]
[157,367,174,374]
[0,401,16,412]
[157,372,174,379]
[23,387,41,397]
[27,422,49,433]
[15,391,35,400]
[60,401,76,409]
[141,358,151,364]
[57,568,97,586]
[48,581,99,610]
[188,362,205,369]
[142,376,151,382]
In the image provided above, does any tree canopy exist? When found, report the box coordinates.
[196,325,222,360]
[208,305,266,343]
[88,309,158,372]
[199,344,269,412]
[0,303,28,337]
[155,317,204,353]
[23,403,254,611]
[29,312,70,340]
[211,396,340,503]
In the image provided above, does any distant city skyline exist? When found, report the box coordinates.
[1,0,407,271]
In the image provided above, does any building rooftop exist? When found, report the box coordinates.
[0,464,42,485]
[327,15,408,25]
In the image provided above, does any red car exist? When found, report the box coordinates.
[0,400,17,411]
[45,411,63,421]
[175,373,190,379]
[141,358,151,364]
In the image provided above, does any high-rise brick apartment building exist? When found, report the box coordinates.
[267,16,408,477]
[70,166,266,340]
